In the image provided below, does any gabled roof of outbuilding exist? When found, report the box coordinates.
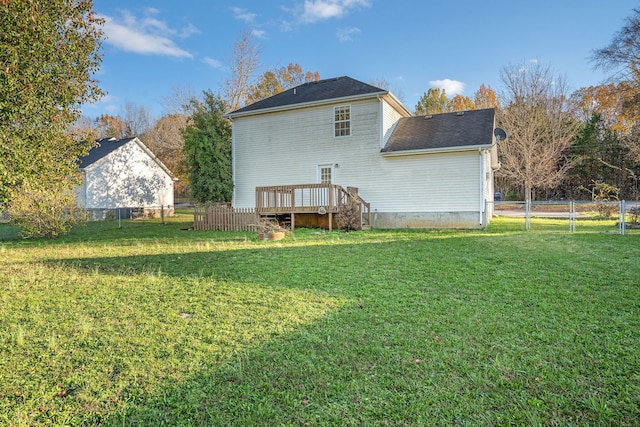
[79,137,136,168]
[79,137,175,179]
[382,108,496,154]
[228,76,388,116]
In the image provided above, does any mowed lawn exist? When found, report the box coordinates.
[1,213,639,426]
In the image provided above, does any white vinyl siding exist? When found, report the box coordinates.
[371,151,481,212]
[232,96,486,220]
[233,99,378,208]
[381,100,405,148]
[81,141,174,209]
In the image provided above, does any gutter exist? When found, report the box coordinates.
[479,147,484,226]
[381,143,494,157]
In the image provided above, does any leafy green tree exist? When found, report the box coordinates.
[95,114,127,139]
[246,71,284,105]
[0,0,104,236]
[562,114,634,198]
[473,84,500,109]
[414,88,449,115]
[448,94,475,112]
[7,179,87,238]
[182,91,233,203]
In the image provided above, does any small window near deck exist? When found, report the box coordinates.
[334,105,351,137]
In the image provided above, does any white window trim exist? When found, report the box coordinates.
[334,105,351,138]
[317,164,333,184]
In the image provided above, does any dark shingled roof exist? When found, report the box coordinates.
[382,108,495,153]
[79,137,136,168]
[229,76,386,115]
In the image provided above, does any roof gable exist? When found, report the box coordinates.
[382,108,496,154]
[79,137,174,178]
[79,137,136,168]
[228,76,387,116]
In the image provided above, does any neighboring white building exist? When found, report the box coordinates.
[227,76,501,229]
[78,137,175,219]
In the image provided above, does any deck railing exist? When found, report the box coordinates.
[193,205,257,231]
[256,183,371,228]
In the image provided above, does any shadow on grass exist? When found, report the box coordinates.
[20,232,639,425]
[0,213,200,244]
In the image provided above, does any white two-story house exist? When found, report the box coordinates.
[227,76,500,229]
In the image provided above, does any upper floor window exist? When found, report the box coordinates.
[334,105,351,137]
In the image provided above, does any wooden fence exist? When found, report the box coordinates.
[193,205,258,231]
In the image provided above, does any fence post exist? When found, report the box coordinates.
[569,201,576,233]
[620,200,626,235]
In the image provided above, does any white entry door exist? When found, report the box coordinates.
[317,164,333,207]
[317,164,333,184]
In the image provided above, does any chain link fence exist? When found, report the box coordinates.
[493,200,640,234]
[85,206,175,222]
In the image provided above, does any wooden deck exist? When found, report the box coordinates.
[256,184,371,231]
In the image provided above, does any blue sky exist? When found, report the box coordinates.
[85,0,638,118]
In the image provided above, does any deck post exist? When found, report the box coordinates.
[328,184,334,211]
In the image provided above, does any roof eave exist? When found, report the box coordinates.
[380,92,413,117]
[226,90,389,119]
[381,142,494,157]
[132,137,177,179]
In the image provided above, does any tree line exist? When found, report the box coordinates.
[3,1,640,237]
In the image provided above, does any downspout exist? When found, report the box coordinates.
[479,148,484,225]
[229,116,236,207]
[377,94,383,149]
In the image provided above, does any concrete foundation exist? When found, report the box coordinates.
[371,211,488,229]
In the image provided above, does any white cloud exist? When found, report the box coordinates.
[232,7,257,23]
[82,93,120,115]
[100,10,195,58]
[429,79,466,96]
[252,29,267,38]
[337,26,360,42]
[203,57,224,69]
[298,0,370,24]
[179,23,201,39]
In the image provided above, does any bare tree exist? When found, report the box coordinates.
[161,86,199,115]
[142,113,189,195]
[592,8,640,161]
[370,77,406,104]
[223,30,261,112]
[592,8,640,85]
[122,102,153,137]
[497,61,579,202]
[69,115,98,143]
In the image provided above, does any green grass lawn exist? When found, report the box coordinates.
[1,213,639,426]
